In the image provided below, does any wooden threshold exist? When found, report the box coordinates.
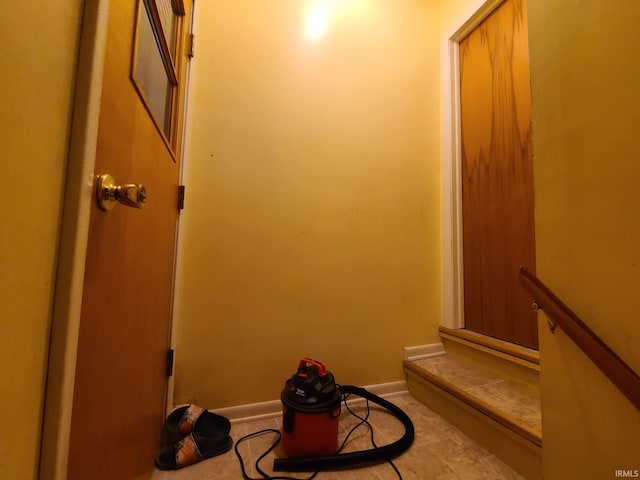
[439,326,540,365]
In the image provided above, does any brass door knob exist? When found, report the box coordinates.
[96,174,147,211]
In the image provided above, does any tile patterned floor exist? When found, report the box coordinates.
[412,355,542,436]
[151,392,525,480]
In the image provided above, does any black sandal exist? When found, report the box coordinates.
[163,404,231,446]
[155,432,233,470]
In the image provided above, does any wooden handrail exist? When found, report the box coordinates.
[519,267,640,411]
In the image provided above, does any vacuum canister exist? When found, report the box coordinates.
[281,358,341,458]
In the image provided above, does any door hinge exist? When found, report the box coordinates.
[187,33,195,58]
[166,349,175,377]
[178,185,185,210]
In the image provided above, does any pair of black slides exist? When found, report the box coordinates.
[155,405,233,470]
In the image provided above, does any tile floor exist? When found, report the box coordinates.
[152,392,525,480]
[412,355,542,436]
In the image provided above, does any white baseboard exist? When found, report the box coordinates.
[403,343,446,361]
[214,399,283,424]
[211,380,408,424]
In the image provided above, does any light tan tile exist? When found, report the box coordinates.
[401,399,465,445]
[414,355,505,389]
[466,380,541,434]
[391,442,461,480]
[152,391,529,480]
[477,456,527,480]
[151,443,238,480]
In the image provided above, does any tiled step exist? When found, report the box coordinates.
[404,330,542,480]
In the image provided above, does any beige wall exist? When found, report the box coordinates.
[438,0,486,35]
[174,0,442,407]
[528,0,640,478]
[0,2,83,479]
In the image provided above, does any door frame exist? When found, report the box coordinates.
[440,0,506,330]
[39,1,108,478]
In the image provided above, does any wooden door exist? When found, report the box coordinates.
[460,0,537,348]
[67,1,191,478]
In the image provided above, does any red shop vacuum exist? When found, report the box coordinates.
[274,357,415,473]
[280,358,342,458]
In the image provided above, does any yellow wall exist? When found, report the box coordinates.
[528,0,640,478]
[438,0,485,35]
[0,2,83,479]
[174,0,442,407]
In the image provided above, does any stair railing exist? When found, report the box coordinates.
[519,266,640,411]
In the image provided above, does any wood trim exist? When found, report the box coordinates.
[39,2,110,478]
[439,326,540,365]
[130,0,192,156]
[449,0,505,42]
[172,0,185,16]
[143,0,178,85]
[519,267,640,411]
[168,0,192,154]
[130,0,176,156]
[404,361,542,447]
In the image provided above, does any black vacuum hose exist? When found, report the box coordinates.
[273,385,414,472]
